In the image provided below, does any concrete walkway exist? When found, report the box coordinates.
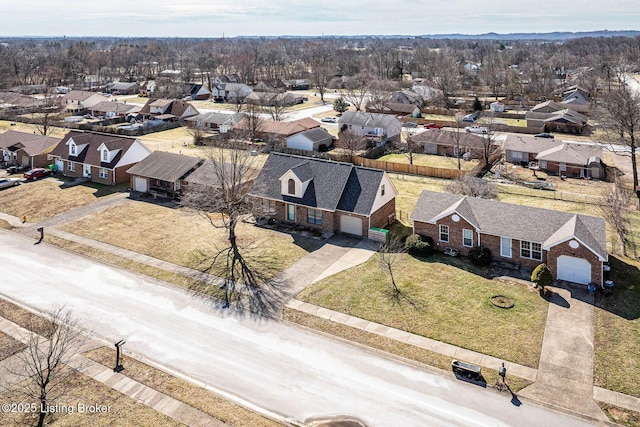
[279,234,378,298]
[0,315,227,427]
[506,284,608,421]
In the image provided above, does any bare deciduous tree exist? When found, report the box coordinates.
[4,306,87,427]
[598,174,631,256]
[339,72,372,112]
[180,147,284,314]
[597,84,640,202]
[335,130,365,159]
[377,236,406,295]
[185,122,207,146]
[446,174,497,199]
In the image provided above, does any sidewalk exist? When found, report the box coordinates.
[0,315,227,427]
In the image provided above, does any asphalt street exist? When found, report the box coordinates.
[0,230,594,427]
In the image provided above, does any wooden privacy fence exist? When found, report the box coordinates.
[351,156,462,179]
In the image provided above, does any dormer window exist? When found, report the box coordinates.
[288,179,295,195]
[102,149,109,162]
[70,142,77,156]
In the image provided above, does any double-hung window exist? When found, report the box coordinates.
[307,208,322,225]
[462,229,473,247]
[521,241,542,261]
[439,224,449,243]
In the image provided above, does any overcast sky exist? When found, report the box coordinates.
[1,0,638,38]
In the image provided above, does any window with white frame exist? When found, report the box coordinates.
[462,229,473,247]
[521,241,542,260]
[307,208,322,225]
[262,199,276,214]
[559,163,567,172]
[99,168,107,178]
[102,149,109,161]
[70,143,77,156]
[67,162,75,171]
[439,224,449,243]
[539,160,547,169]
[500,237,512,258]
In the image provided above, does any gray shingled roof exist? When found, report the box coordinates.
[338,111,400,129]
[126,151,202,182]
[411,190,606,259]
[50,131,140,169]
[291,127,333,144]
[250,153,384,215]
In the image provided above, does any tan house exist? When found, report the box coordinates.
[0,130,61,169]
[60,90,108,113]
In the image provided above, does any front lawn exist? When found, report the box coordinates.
[0,179,126,222]
[59,200,321,274]
[594,255,640,397]
[297,254,548,368]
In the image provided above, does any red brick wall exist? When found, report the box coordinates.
[414,214,478,256]
[63,160,82,178]
[113,165,131,184]
[543,162,584,178]
[370,198,396,229]
[546,240,603,285]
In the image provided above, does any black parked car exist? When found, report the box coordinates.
[534,133,554,139]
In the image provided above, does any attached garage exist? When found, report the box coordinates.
[557,255,591,285]
[340,215,363,236]
[55,159,64,172]
[133,176,148,192]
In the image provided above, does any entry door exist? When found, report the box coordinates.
[83,164,92,178]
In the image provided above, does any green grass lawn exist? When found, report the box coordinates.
[594,255,640,397]
[297,254,548,368]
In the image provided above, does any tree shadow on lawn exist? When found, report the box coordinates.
[594,255,640,321]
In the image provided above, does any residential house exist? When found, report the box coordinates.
[249,153,397,238]
[188,83,211,100]
[390,90,423,106]
[411,190,607,285]
[138,80,156,97]
[286,127,334,152]
[234,117,320,142]
[60,91,108,113]
[504,134,603,178]
[90,101,141,119]
[105,82,140,95]
[364,102,421,118]
[412,81,443,104]
[253,79,287,93]
[530,100,564,114]
[283,79,311,90]
[525,109,588,133]
[182,158,258,195]
[245,91,305,107]
[560,86,590,113]
[212,83,253,103]
[184,112,246,133]
[127,151,203,198]
[490,101,505,113]
[138,99,199,121]
[413,129,492,158]
[0,130,60,169]
[337,111,402,144]
[48,131,151,185]
[212,74,240,85]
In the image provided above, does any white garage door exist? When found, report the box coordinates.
[340,215,363,236]
[134,176,148,192]
[557,255,591,285]
[55,159,64,172]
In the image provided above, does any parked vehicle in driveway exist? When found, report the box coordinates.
[534,133,554,139]
[403,121,418,128]
[465,125,488,134]
[0,177,21,189]
[23,168,51,180]
[321,117,337,123]
[424,123,443,129]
